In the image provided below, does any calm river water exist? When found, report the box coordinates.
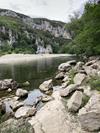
[0,55,74,98]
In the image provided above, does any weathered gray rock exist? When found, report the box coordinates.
[84,66,98,76]
[74,73,86,85]
[60,84,78,97]
[28,91,87,133]
[58,62,71,72]
[0,79,18,90]
[55,72,65,80]
[67,91,83,112]
[74,62,84,71]
[78,94,100,132]
[16,88,28,98]
[39,79,53,92]
[15,106,36,118]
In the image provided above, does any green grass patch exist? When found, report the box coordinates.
[68,69,77,84]
[0,16,22,31]
[87,76,100,91]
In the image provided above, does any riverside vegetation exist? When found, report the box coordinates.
[62,1,100,57]
[0,57,100,133]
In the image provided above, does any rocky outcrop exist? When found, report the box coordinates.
[0,9,72,54]
[73,73,86,85]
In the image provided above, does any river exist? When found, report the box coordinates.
[0,55,74,98]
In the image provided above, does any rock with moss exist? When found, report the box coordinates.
[0,118,34,133]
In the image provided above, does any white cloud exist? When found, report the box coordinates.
[0,0,88,22]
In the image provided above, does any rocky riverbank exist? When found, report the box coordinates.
[0,57,100,133]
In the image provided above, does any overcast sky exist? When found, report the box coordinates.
[0,0,88,22]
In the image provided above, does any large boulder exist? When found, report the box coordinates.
[78,94,100,132]
[0,79,18,90]
[67,91,83,112]
[39,79,53,92]
[15,106,36,119]
[60,84,78,97]
[84,66,98,76]
[16,88,28,98]
[73,73,86,85]
[83,60,100,76]
[28,91,85,133]
[58,62,71,72]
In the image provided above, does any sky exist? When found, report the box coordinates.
[0,0,88,22]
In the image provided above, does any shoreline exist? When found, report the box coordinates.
[0,54,73,64]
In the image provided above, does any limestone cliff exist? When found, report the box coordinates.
[0,9,71,54]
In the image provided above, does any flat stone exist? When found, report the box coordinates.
[15,106,36,118]
[60,84,78,97]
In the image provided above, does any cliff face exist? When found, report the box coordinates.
[0,9,71,54]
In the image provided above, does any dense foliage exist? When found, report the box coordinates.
[62,2,100,56]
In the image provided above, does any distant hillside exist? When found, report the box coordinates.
[0,9,71,54]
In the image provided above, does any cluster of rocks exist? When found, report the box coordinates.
[55,57,100,132]
[0,57,100,133]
